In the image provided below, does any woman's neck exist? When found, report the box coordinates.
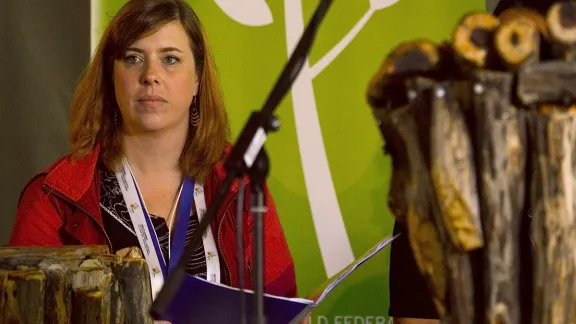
[122,128,187,176]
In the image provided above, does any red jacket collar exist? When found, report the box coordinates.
[43,146,101,202]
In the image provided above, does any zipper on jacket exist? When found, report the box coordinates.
[43,184,114,252]
[217,192,238,286]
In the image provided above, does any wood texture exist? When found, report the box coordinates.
[547,1,576,60]
[38,260,71,324]
[469,70,527,324]
[517,61,576,106]
[452,12,500,69]
[0,245,110,258]
[415,82,477,324]
[528,108,576,324]
[72,288,109,324]
[495,12,542,69]
[386,100,448,318]
[0,246,154,324]
[367,40,440,109]
[0,269,46,324]
[366,2,576,323]
[384,79,479,323]
[87,254,124,324]
[119,258,154,324]
[429,82,483,252]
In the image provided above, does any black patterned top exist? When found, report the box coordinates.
[99,169,208,279]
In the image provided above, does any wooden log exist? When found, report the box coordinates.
[517,61,576,106]
[70,267,112,324]
[547,1,576,61]
[37,260,72,324]
[0,271,7,317]
[385,101,448,317]
[373,77,437,224]
[383,79,478,323]
[495,10,543,70]
[498,7,550,34]
[0,245,109,258]
[0,269,45,324]
[0,245,111,271]
[0,246,155,324]
[0,254,87,270]
[367,40,440,109]
[116,247,143,259]
[81,255,124,324]
[528,107,576,324]
[468,70,527,324]
[452,12,500,70]
[71,288,109,324]
[428,82,484,252]
[119,258,154,324]
[418,82,477,324]
[367,45,441,215]
[1,270,20,324]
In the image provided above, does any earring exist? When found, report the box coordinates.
[113,109,118,125]
[190,96,200,127]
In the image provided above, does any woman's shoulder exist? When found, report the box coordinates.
[17,155,71,206]
[19,149,100,203]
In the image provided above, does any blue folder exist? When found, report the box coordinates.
[158,234,398,324]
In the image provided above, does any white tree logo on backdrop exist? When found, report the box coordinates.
[215,0,400,277]
[214,0,273,26]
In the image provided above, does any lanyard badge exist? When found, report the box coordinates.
[115,157,221,300]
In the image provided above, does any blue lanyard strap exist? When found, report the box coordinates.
[169,177,195,275]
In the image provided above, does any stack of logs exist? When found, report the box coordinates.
[0,245,153,324]
[367,1,576,324]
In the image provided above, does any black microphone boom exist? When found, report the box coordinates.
[150,0,334,321]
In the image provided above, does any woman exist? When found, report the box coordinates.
[9,0,297,302]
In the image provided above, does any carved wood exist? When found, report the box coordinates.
[385,102,448,318]
[547,2,576,60]
[382,79,478,323]
[412,82,477,324]
[366,2,576,324]
[468,70,527,324]
[0,269,45,324]
[0,245,153,324]
[452,12,500,70]
[528,108,576,324]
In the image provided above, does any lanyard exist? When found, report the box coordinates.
[115,157,221,300]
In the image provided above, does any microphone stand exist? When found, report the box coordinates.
[249,149,270,324]
[236,180,247,324]
[149,0,334,322]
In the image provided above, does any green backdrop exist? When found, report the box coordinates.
[94,0,485,321]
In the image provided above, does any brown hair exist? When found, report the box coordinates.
[69,0,230,182]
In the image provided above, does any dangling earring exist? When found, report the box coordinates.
[113,109,118,125]
[190,96,200,127]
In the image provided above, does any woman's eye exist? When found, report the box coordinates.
[164,56,180,65]
[124,55,142,65]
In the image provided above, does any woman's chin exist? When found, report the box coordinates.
[124,116,187,134]
[135,117,171,132]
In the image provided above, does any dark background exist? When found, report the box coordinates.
[0,1,90,244]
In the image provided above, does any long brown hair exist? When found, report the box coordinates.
[69,0,230,182]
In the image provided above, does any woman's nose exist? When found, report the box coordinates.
[141,61,160,85]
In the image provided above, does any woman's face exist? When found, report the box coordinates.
[113,21,198,135]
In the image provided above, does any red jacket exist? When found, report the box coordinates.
[9,146,297,298]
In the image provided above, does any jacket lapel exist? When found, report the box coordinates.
[43,147,103,228]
